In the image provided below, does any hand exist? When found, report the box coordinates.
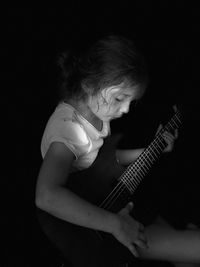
[112,202,148,257]
[156,124,178,153]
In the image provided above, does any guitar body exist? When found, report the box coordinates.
[67,134,131,212]
[37,135,135,267]
[36,108,182,266]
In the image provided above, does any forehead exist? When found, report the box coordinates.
[113,84,142,99]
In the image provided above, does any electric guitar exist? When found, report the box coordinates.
[37,108,182,266]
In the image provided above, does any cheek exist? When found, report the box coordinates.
[101,98,114,113]
[108,102,119,113]
[96,104,111,116]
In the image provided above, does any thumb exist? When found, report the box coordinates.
[125,202,134,213]
[119,202,134,216]
[156,124,162,135]
[173,104,177,112]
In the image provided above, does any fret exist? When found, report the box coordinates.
[141,153,152,167]
[100,109,182,210]
[119,109,182,193]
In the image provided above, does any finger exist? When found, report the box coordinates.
[128,244,139,257]
[138,233,148,246]
[125,202,134,213]
[174,129,178,139]
[138,229,148,242]
[164,129,178,140]
[139,223,145,232]
[127,202,134,212]
[119,202,134,215]
[156,124,162,134]
[173,105,177,112]
[163,131,174,138]
[134,238,149,250]
[162,132,174,142]
[162,135,172,145]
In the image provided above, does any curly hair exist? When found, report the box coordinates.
[57,35,148,102]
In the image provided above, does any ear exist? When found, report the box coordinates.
[81,82,91,94]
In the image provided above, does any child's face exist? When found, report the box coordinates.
[89,84,141,121]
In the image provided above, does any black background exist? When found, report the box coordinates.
[2,3,200,266]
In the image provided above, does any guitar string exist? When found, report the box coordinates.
[100,112,181,210]
[100,130,167,210]
[99,133,164,210]
[101,139,163,210]
[100,122,178,210]
[99,112,181,210]
[128,112,181,182]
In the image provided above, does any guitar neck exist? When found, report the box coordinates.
[119,109,182,194]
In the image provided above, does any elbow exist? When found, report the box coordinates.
[35,192,45,210]
[35,187,51,211]
[35,195,44,210]
[35,185,63,213]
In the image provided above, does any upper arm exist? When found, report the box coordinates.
[36,142,75,202]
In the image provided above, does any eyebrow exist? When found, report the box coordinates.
[123,94,133,97]
[121,93,135,99]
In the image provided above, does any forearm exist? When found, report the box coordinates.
[116,148,145,166]
[36,186,119,234]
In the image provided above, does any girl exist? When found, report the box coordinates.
[35,35,200,267]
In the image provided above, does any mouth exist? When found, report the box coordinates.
[106,113,123,120]
[114,113,123,118]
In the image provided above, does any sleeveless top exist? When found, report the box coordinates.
[41,102,110,171]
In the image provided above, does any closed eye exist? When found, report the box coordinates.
[115,97,124,102]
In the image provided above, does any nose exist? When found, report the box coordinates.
[120,102,130,114]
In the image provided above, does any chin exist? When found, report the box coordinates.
[104,117,111,122]
[110,116,119,121]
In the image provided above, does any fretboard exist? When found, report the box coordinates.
[119,109,182,194]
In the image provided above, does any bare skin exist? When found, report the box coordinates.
[36,84,200,265]
[138,217,200,265]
